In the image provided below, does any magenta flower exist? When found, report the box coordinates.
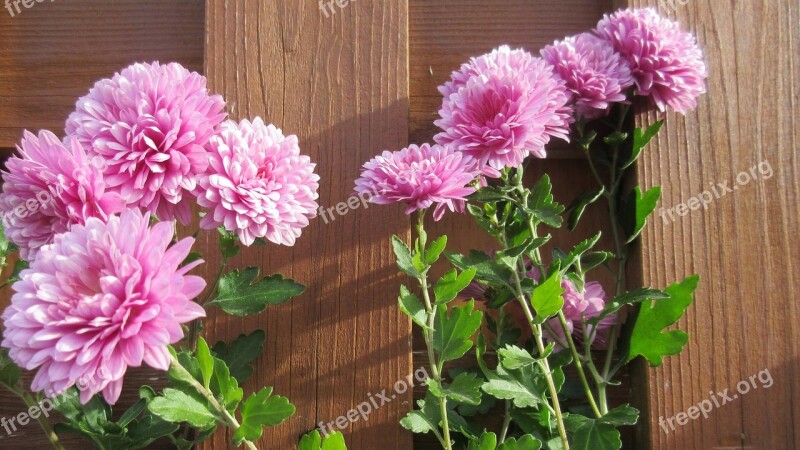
[544,280,616,349]
[595,8,707,114]
[1,209,206,404]
[66,62,227,224]
[541,33,634,119]
[434,46,572,176]
[0,130,125,261]
[354,143,477,221]
[197,118,319,246]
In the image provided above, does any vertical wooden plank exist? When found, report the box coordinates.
[622,1,800,449]
[203,1,412,449]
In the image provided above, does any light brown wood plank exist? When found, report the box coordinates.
[624,1,800,449]
[0,0,204,148]
[203,1,412,448]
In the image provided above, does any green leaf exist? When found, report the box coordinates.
[392,235,419,276]
[622,121,664,170]
[468,432,497,450]
[446,250,512,286]
[580,251,614,272]
[218,227,241,258]
[564,414,622,450]
[433,300,483,363]
[434,268,477,304]
[526,175,565,228]
[470,186,516,203]
[626,275,699,366]
[592,288,670,323]
[530,271,564,324]
[299,430,347,450]
[398,285,430,329]
[0,347,21,390]
[210,356,244,413]
[298,431,323,450]
[196,337,214,389]
[209,267,305,316]
[562,232,602,270]
[426,235,447,265]
[600,404,639,426]
[567,188,605,231]
[622,186,662,243]
[148,388,217,428]
[211,330,266,383]
[497,345,537,370]
[476,336,546,409]
[498,435,542,450]
[428,372,483,405]
[233,387,295,444]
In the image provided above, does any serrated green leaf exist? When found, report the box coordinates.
[498,345,537,370]
[469,186,515,203]
[592,288,670,323]
[568,188,605,231]
[498,435,542,450]
[626,276,699,366]
[196,337,214,389]
[392,235,419,276]
[233,387,295,444]
[434,268,477,304]
[526,175,565,228]
[218,227,241,258]
[531,272,564,324]
[398,285,430,329]
[299,430,348,450]
[428,372,483,405]
[476,336,546,409]
[208,267,304,316]
[580,251,614,272]
[148,388,217,428]
[426,235,447,265]
[211,330,266,383]
[446,250,512,286]
[210,356,243,413]
[468,432,497,450]
[600,404,639,426]
[562,232,602,270]
[622,121,664,170]
[622,186,662,243]
[564,414,622,450]
[433,300,483,363]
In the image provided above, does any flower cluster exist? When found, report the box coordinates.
[1,61,319,404]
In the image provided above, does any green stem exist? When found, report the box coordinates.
[499,400,512,443]
[18,392,66,450]
[169,355,258,450]
[415,211,453,450]
[556,311,601,418]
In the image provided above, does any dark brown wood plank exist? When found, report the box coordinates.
[623,1,800,449]
[203,1,412,448]
[0,0,204,148]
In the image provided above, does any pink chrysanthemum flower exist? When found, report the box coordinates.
[355,144,478,221]
[0,130,125,261]
[66,62,227,224]
[544,280,616,350]
[1,209,206,404]
[595,8,707,114]
[434,46,572,177]
[198,117,319,246]
[541,33,635,119]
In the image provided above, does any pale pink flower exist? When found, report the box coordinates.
[355,143,477,221]
[0,130,125,261]
[198,118,319,246]
[544,280,616,349]
[1,209,206,404]
[66,62,226,224]
[595,8,707,113]
[434,46,572,176]
[541,33,635,119]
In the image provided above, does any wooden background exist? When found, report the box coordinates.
[0,0,798,449]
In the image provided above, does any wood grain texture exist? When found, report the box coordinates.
[623,1,800,449]
[203,1,412,449]
[0,0,204,148]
